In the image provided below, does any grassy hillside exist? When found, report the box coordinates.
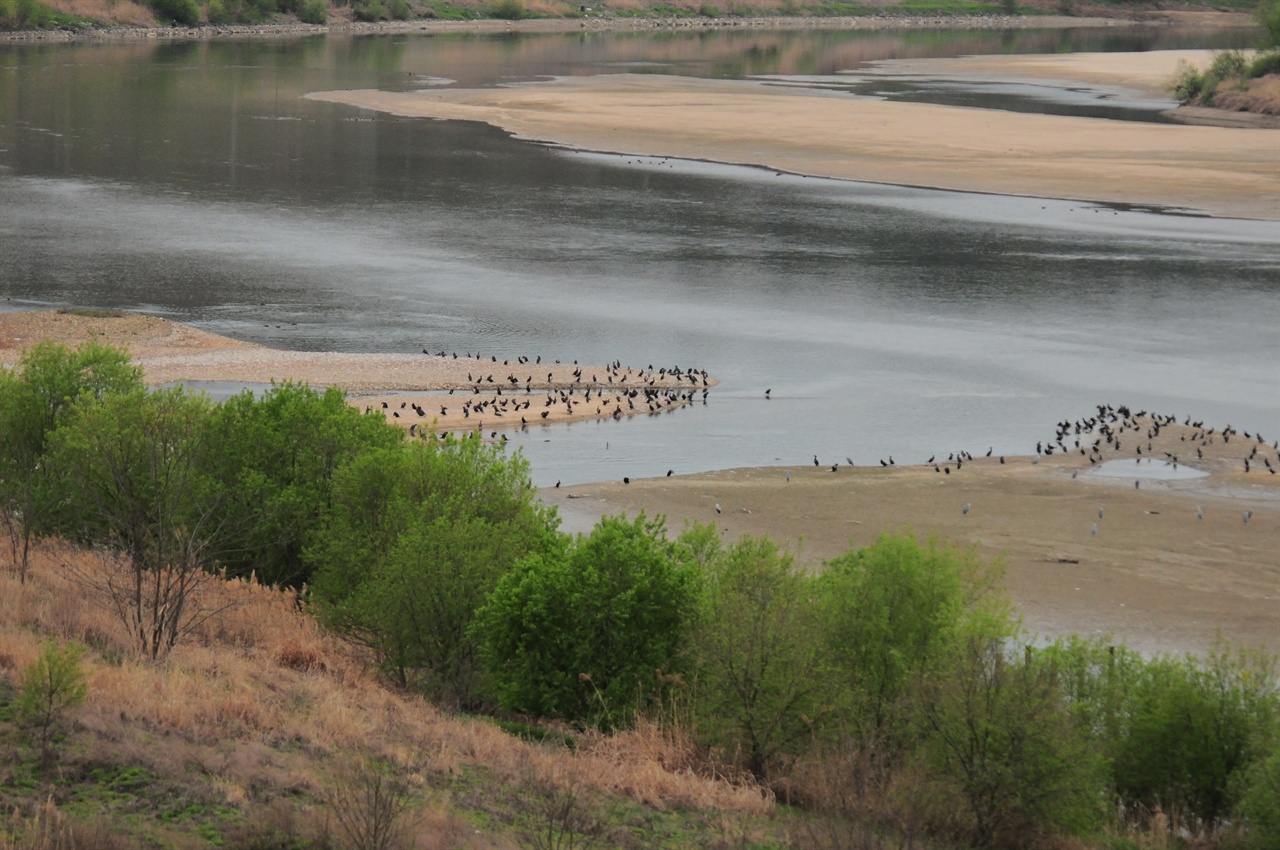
[0,543,775,849]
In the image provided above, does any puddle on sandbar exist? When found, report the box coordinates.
[1091,458,1209,481]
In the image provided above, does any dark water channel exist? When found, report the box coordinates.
[1,25,1276,485]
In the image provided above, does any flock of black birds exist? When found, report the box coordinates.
[791,403,1272,529]
[365,351,712,437]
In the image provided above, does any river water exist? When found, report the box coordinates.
[1,25,1276,485]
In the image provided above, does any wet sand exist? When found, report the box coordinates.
[307,50,1280,220]
[0,310,710,431]
[544,416,1280,657]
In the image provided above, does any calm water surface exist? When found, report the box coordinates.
[1,27,1276,485]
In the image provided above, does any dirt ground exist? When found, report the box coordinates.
[544,417,1280,658]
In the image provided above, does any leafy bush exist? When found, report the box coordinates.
[692,533,828,776]
[203,382,403,589]
[1111,644,1278,828]
[476,514,701,726]
[1249,48,1280,78]
[1236,744,1280,847]
[352,0,387,19]
[490,0,523,18]
[148,0,200,25]
[1171,59,1206,102]
[1261,0,1280,50]
[816,532,1008,747]
[1209,49,1249,81]
[388,0,409,18]
[206,0,233,22]
[298,0,327,21]
[917,634,1105,846]
[0,341,141,584]
[310,436,555,709]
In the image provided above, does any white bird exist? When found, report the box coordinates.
[1243,509,1253,524]
[715,503,722,515]
[785,471,791,483]
[962,503,971,515]
[1098,507,1104,519]
[1197,506,1204,521]
[1091,523,1098,536]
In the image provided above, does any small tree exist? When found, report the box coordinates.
[917,633,1104,846]
[326,756,416,850]
[476,514,700,726]
[0,341,140,583]
[816,532,1006,749]
[17,641,89,764]
[50,387,232,660]
[693,533,829,777]
[204,382,404,589]
[310,435,555,709]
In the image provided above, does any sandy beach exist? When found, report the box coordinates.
[308,50,1280,220]
[0,310,712,432]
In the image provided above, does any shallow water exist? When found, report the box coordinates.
[1091,458,1210,481]
[1,27,1276,486]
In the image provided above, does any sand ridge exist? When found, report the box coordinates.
[307,51,1280,220]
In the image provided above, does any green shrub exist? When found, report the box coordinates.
[476,514,701,726]
[1111,644,1278,828]
[206,0,233,22]
[149,0,200,24]
[352,0,386,19]
[310,436,555,710]
[1171,59,1206,102]
[17,641,88,763]
[816,532,1009,747]
[298,0,326,20]
[387,0,408,18]
[1236,744,1280,847]
[490,0,523,18]
[918,634,1105,846]
[1260,0,1280,50]
[692,534,829,777]
[1248,48,1280,78]
[1209,49,1249,81]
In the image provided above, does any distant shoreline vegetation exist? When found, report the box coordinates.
[0,0,1264,36]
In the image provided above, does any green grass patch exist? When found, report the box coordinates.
[56,307,128,319]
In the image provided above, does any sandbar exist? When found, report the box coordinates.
[307,50,1280,220]
[545,416,1280,658]
[0,310,710,432]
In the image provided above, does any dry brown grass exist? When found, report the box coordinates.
[0,540,770,846]
[1212,74,1280,115]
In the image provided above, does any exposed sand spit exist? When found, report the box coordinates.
[307,51,1280,220]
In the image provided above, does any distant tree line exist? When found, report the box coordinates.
[1,340,1276,849]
